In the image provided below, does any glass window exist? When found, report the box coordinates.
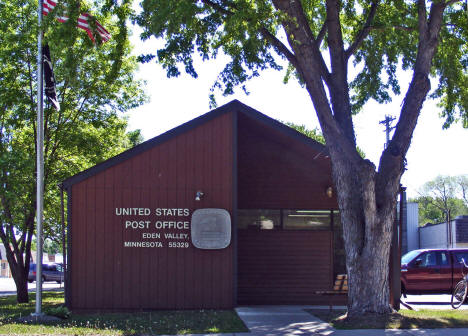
[283,210,331,230]
[454,252,468,264]
[417,252,438,267]
[439,252,449,265]
[402,250,421,264]
[238,209,280,229]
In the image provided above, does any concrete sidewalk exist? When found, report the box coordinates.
[162,305,468,335]
[233,305,468,336]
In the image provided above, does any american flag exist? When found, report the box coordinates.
[42,0,111,43]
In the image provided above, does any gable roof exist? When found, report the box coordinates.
[62,100,328,189]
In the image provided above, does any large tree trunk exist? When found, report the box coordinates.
[270,0,447,318]
[1,219,34,303]
[14,273,29,303]
[331,151,399,316]
[4,248,30,303]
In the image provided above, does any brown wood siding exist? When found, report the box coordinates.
[236,113,341,305]
[237,113,337,210]
[70,112,234,310]
[237,230,334,304]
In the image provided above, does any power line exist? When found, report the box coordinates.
[379,115,396,148]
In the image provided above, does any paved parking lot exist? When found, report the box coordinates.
[401,293,468,310]
[0,277,63,296]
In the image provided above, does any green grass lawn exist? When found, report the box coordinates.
[0,292,248,335]
[307,308,468,329]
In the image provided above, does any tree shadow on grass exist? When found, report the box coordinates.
[1,292,248,335]
[0,291,63,319]
[306,309,468,329]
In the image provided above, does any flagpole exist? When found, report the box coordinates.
[34,0,44,316]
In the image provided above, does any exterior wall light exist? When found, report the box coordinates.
[326,186,333,198]
[195,191,204,201]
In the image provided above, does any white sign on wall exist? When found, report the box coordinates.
[115,207,191,249]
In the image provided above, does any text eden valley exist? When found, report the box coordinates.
[116,207,190,249]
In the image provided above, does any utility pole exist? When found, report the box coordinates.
[380,114,399,310]
[379,115,396,148]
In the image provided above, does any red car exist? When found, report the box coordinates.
[401,248,468,294]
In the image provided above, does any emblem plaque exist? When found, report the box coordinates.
[191,209,231,249]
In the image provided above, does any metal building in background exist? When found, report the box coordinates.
[400,202,419,254]
[420,216,468,249]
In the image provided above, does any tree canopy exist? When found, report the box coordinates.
[136,0,467,316]
[137,0,467,127]
[282,121,326,143]
[0,0,145,302]
[284,121,367,157]
[411,175,468,225]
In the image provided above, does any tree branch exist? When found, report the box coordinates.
[201,0,328,84]
[417,0,429,41]
[200,0,233,16]
[0,108,6,144]
[377,0,447,203]
[345,1,380,59]
[0,225,8,249]
[326,0,345,71]
[77,97,89,115]
[268,1,363,165]
[7,224,20,258]
[325,0,356,145]
[199,1,301,71]
[316,21,327,47]
[272,1,332,83]
[368,25,416,32]
[260,27,302,74]
[0,176,14,228]
[461,184,468,205]
[21,211,36,256]
[25,48,37,120]
[446,0,463,6]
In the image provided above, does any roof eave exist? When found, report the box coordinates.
[62,100,328,189]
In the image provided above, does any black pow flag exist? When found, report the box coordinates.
[43,44,60,111]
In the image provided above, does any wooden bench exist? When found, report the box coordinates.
[315,274,348,311]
